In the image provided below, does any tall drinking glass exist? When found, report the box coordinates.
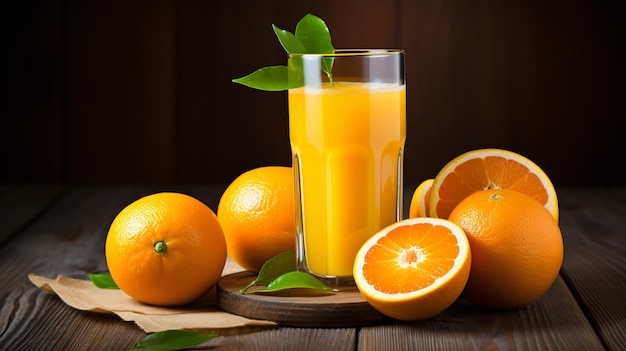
[288,49,406,289]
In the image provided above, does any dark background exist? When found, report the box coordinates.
[2,0,624,187]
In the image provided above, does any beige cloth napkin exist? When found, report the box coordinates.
[29,258,276,333]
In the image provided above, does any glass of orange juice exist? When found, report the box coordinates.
[288,49,406,289]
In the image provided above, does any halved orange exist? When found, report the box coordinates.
[353,217,471,321]
[429,148,558,221]
[408,179,433,218]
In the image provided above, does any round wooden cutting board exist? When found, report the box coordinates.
[216,271,389,327]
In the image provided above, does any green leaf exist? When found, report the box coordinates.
[232,66,291,91]
[129,330,217,351]
[240,250,296,293]
[295,13,335,77]
[232,13,335,91]
[272,24,305,54]
[252,271,335,296]
[88,273,119,289]
[295,14,334,55]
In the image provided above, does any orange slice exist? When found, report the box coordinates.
[408,179,433,218]
[353,217,471,321]
[429,148,558,221]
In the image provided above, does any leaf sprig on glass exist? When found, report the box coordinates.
[232,13,335,91]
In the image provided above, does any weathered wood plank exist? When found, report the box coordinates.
[557,187,626,351]
[0,184,227,291]
[203,327,356,351]
[0,185,356,350]
[358,277,604,351]
[1,287,144,350]
[0,185,66,246]
[359,186,623,350]
[2,185,622,350]
[0,186,150,350]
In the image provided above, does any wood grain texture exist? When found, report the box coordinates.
[0,186,148,350]
[202,327,357,351]
[358,277,605,351]
[0,185,66,246]
[1,288,144,351]
[557,187,626,350]
[217,272,389,328]
[0,185,358,350]
[1,185,624,350]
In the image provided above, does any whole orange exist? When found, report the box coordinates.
[217,166,295,272]
[105,192,227,306]
[448,189,563,309]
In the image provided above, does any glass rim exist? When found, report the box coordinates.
[289,49,404,58]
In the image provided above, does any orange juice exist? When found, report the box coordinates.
[289,82,406,277]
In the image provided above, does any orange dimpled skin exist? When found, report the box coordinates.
[448,189,563,309]
[105,192,227,306]
[217,166,295,272]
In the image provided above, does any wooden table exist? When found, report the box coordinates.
[1,184,624,350]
